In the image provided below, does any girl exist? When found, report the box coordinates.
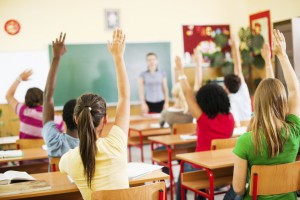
[231,30,300,200]
[59,29,130,200]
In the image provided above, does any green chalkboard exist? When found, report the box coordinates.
[48,42,172,107]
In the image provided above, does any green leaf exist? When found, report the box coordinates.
[253,55,265,69]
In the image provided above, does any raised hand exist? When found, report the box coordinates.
[230,35,240,50]
[261,43,271,61]
[175,56,184,73]
[19,69,33,81]
[192,48,203,65]
[107,28,126,58]
[273,29,286,56]
[52,33,66,58]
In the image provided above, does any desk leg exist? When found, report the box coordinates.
[180,161,185,200]
[150,142,154,165]
[138,131,144,162]
[207,169,215,200]
[167,146,174,200]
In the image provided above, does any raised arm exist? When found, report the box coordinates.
[107,29,130,133]
[261,43,274,78]
[192,48,203,91]
[6,70,33,111]
[175,56,202,119]
[273,29,300,116]
[231,36,244,82]
[43,33,66,124]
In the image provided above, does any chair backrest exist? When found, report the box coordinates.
[16,139,45,149]
[92,182,166,200]
[49,157,61,172]
[250,161,300,199]
[211,137,238,150]
[172,123,196,135]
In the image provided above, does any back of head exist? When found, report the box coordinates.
[250,78,289,157]
[224,74,241,93]
[196,83,230,119]
[171,83,189,113]
[73,93,106,188]
[25,87,43,108]
[62,99,77,131]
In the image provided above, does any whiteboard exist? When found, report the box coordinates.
[0,50,50,104]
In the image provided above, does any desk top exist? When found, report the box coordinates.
[0,148,48,163]
[0,171,169,199]
[148,134,196,145]
[0,136,18,145]
[176,148,234,169]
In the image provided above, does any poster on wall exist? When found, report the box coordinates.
[182,25,231,67]
[249,10,272,52]
[105,9,120,30]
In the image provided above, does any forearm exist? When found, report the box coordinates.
[232,47,243,80]
[265,58,274,79]
[6,79,20,100]
[194,61,202,91]
[177,71,193,97]
[115,57,130,101]
[44,57,60,101]
[139,82,146,103]
[278,54,300,95]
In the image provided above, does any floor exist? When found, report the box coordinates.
[130,144,225,200]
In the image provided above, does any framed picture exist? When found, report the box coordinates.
[182,25,231,67]
[249,10,272,48]
[105,9,120,30]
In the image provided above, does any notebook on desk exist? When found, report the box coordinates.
[0,150,23,159]
[127,162,163,180]
[0,180,51,196]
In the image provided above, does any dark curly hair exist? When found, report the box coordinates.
[224,74,241,93]
[25,87,43,108]
[196,83,230,119]
[62,99,77,131]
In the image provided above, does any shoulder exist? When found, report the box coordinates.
[42,121,61,140]
[286,114,300,136]
[140,71,149,78]
[233,132,252,160]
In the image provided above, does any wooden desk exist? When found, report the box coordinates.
[128,122,170,162]
[148,135,196,200]
[0,148,48,164]
[0,136,18,150]
[0,171,169,200]
[176,148,234,200]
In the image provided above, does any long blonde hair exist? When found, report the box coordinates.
[249,78,290,158]
[172,83,189,113]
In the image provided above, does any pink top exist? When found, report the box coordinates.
[196,113,235,152]
[16,103,64,139]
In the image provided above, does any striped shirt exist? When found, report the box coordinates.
[16,103,64,139]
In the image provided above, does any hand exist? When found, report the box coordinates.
[192,48,203,65]
[163,102,169,110]
[52,33,66,58]
[141,102,149,114]
[19,69,33,81]
[107,28,126,58]
[261,43,271,61]
[272,29,286,56]
[175,56,184,74]
[230,35,240,49]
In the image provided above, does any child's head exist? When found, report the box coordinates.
[73,93,107,187]
[25,87,43,108]
[224,74,241,94]
[62,99,77,131]
[172,83,188,113]
[251,78,289,157]
[195,83,230,119]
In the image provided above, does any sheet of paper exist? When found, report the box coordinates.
[127,162,163,180]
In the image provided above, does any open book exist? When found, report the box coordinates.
[127,162,163,180]
[0,171,35,185]
[0,150,23,158]
[0,180,51,196]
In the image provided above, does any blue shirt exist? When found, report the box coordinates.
[140,70,166,103]
[42,121,79,157]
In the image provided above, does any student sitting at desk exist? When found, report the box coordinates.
[230,30,300,200]
[6,70,63,139]
[175,56,235,200]
[42,33,79,157]
[59,28,130,200]
[224,36,252,124]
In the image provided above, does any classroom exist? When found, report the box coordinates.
[0,0,300,199]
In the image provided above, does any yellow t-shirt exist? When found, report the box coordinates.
[59,125,129,200]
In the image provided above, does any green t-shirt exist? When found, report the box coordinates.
[233,114,300,200]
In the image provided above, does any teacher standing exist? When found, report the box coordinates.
[139,52,169,113]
